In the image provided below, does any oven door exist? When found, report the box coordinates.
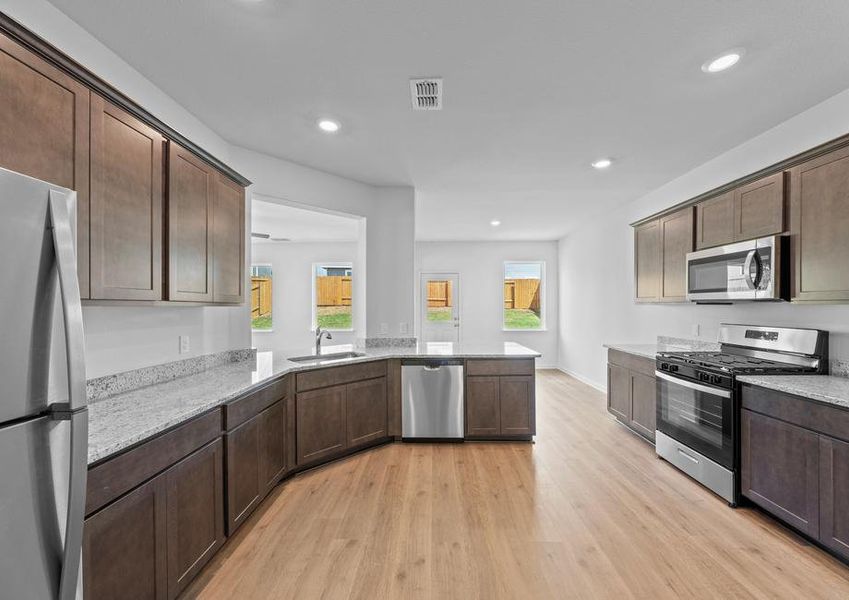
[655,371,733,469]
[686,236,780,302]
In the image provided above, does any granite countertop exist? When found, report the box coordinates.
[603,342,694,360]
[87,342,541,465]
[736,374,849,410]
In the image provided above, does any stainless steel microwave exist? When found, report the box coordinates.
[686,235,788,302]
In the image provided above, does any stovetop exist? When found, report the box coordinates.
[657,351,816,374]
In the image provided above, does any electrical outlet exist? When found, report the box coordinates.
[379,323,389,334]
[179,335,190,354]
[399,322,408,334]
[691,323,700,337]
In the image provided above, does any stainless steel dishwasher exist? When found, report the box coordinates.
[401,359,464,440]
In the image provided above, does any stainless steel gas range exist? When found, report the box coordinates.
[654,324,828,505]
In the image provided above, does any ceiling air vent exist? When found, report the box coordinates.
[410,78,443,110]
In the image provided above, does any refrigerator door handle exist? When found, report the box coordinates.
[49,190,86,412]
[55,410,88,600]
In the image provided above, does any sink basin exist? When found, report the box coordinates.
[287,351,366,363]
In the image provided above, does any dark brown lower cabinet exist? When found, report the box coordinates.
[164,439,225,599]
[83,477,167,600]
[346,377,388,447]
[465,374,535,438]
[741,409,820,537]
[819,435,849,560]
[225,398,288,534]
[606,350,656,442]
[84,438,223,600]
[297,384,348,465]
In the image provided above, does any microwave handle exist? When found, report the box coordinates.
[743,250,759,290]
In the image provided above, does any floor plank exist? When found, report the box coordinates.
[181,370,849,599]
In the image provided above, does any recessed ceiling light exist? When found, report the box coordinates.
[701,49,745,73]
[490,220,501,227]
[317,118,341,133]
[591,158,612,169]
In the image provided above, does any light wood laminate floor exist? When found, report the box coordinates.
[182,370,849,599]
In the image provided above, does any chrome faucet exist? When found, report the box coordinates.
[315,326,333,354]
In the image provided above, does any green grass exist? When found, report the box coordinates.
[504,308,542,329]
[426,307,453,321]
[317,306,353,330]
[251,315,272,330]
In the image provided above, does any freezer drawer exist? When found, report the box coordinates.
[401,361,464,439]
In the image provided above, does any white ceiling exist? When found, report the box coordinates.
[48,0,849,240]
[251,199,360,242]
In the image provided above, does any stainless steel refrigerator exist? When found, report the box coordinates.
[0,167,88,599]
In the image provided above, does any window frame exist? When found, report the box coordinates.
[502,260,546,331]
[250,263,274,333]
[312,262,355,332]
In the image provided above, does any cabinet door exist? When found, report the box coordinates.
[225,416,262,534]
[466,376,500,437]
[499,376,534,436]
[296,384,347,465]
[790,145,849,302]
[630,371,656,441]
[346,377,388,448]
[212,173,245,303]
[819,435,849,560]
[695,191,734,250]
[0,34,91,297]
[83,477,167,600]
[659,207,694,302]
[733,172,785,241]
[164,439,224,600]
[741,409,819,537]
[260,399,287,491]
[634,219,661,302]
[167,143,214,302]
[90,95,163,300]
[607,364,631,422]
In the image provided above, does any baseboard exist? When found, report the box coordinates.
[534,363,557,370]
[555,366,606,393]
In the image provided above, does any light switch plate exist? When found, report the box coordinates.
[179,335,190,354]
[379,323,389,334]
[399,322,408,334]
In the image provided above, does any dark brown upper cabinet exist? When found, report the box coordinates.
[695,191,734,249]
[89,95,163,300]
[212,173,245,303]
[733,172,786,241]
[167,142,214,302]
[634,219,661,302]
[659,207,694,302]
[0,33,91,297]
[790,145,849,302]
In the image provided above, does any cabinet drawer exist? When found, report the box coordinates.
[86,409,222,515]
[740,384,849,444]
[224,376,288,429]
[465,359,534,377]
[296,360,386,392]
[607,349,655,377]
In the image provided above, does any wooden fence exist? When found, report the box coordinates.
[504,278,540,311]
[316,276,352,306]
[251,277,272,318]
[426,280,453,307]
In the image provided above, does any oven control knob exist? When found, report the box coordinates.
[711,375,722,384]
[669,365,679,373]
[660,363,669,371]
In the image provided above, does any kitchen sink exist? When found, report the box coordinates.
[287,351,366,363]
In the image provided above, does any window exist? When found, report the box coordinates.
[314,263,353,330]
[251,264,273,331]
[503,262,544,330]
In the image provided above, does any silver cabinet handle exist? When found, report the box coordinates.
[49,191,86,412]
[56,410,88,600]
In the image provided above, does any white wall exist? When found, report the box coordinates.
[416,241,559,367]
[229,147,416,339]
[558,87,849,390]
[3,0,252,377]
[251,242,358,351]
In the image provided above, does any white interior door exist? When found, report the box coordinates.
[420,273,460,343]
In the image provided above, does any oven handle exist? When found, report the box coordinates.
[743,249,759,290]
[655,371,732,398]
